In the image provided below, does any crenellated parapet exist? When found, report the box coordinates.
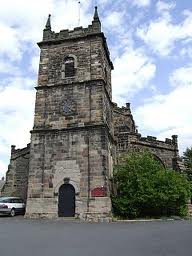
[37,7,113,89]
[113,102,137,134]
[43,7,102,42]
[113,102,181,170]
[41,26,112,70]
[43,24,103,42]
[137,135,179,151]
[113,102,131,114]
[11,143,30,160]
[40,10,113,70]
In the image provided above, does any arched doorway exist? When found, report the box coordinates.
[58,184,75,217]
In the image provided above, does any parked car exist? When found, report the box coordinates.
[0,197,25,217]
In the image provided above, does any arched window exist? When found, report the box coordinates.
[64,56,75,78]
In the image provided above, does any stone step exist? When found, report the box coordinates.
[57,217,79,221]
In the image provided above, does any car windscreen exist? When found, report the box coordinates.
[0,198,11,203]
[0,198,9,203]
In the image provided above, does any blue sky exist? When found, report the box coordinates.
[0,0,192,178]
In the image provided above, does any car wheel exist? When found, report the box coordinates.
[10,208,16,217]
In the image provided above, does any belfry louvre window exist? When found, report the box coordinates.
[64,57,75,77]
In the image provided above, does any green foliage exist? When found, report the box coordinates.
[112,151,191,219]
[183,146,192,199]
[183,146,192,170]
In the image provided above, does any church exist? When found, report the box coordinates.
[1,7,184,221]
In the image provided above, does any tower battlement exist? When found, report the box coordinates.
[43,24,102,41]
[42,6,102,42]
[113,102,132,115]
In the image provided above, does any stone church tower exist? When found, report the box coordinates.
[25,7,114,221]
[2,6,185,220]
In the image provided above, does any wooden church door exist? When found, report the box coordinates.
[58,184,75,217]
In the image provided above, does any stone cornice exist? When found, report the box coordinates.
[31,123,116,144]
[35,79,105,90]
[131,141,178,152]
[35,79,114,107]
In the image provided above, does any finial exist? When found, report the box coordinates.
[93,6,100,21]
[92,6,101,30]
[45,14,51,30]
[126,103,131,110]
[11,145,16,152]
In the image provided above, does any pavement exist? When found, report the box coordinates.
[0,216,191,256]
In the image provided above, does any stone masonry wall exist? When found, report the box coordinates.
[114,103,179,170]
[2,144,30,201]
[113,103,136,135]
[129,134,179,169]
[27,22,114,220]
[38,35,112,96]
[34,81,109,130]
[26,127,112,220]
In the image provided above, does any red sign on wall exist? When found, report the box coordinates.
[91,187,107,197]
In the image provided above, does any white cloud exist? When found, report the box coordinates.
[158,127,192,155]
[156,1,176,13]
[0,60,20,75]
[0,23,22,61]
[0,78,35,177]
[0,0,53,62]
[132,0,151,8]
[180,46,192,59]
[0,0,192,176]
[137,9,192,56]
[0,0,97,178]
[0,160,7,178]
[0,144,9,156]
[30,55,40,74]
[1,77,35,91]
[50,0,91,32]
[103,11,124,28]
[170,65,192,88]
[96,0,109,5]
[112,48,156,105]
[0,0,92,63]
[135,86,192,131]
[134,65,192,154]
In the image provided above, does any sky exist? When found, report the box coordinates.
[0,0,192,178]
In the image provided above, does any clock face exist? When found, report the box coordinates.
[62,98,76,115]
[63,104,71,114]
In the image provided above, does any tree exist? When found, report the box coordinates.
[111,151,191,219]
[183,146,192,171]
[183,146,192,202]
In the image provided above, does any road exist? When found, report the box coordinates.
[0,217,191,256]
